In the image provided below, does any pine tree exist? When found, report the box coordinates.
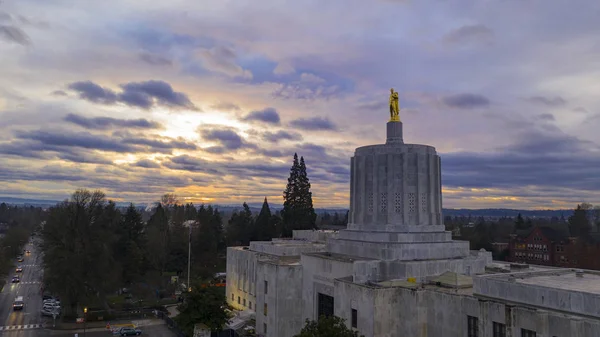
[569,204,590,237]
[282,154,317,236]
[253,198,275,241]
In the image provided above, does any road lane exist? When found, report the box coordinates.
[0,237,46,331]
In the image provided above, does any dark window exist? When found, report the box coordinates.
[263,323,267,334]
[467,316,478,337]
[317,293,334,318]
[231,294,234,301]
[264,303,268,316]
[351,309,357,328]
[243,299,246,306]
[249,301,252,309]
[521,329,536,337]
[493,322,506,337]
[237,296,240,304]
[264,280,268,294]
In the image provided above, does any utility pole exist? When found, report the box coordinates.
[187,224,191,293]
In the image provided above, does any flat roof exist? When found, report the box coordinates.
[516,271,600,294]
[304,252,376,262]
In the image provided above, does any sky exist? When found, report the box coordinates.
[0,0,599,210]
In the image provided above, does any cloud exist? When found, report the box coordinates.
[51,90,68,96]
[442,93,490,109]
[273,62,295,75]
[443,130,600,191]
[272,82,342,101]
[68,81,118,104]
[64,113,163,130]
[242,107,281,125]
[200,127,249,151]
[573,107,589,113]
[300,73,326,84]
[133,159,161,168]
[198,46,253,79]
[443,24,494,46]
[211,102,241,111]
[67,80,197,110]
[537,113,555,121]
[289,117,337,131]
[15,129,134,153]
[0,11,11,21]
[138,52,173,66]
[262,130,303,143]
[525,96,567,107]
[0,25,30,45]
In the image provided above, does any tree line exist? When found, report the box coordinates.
[39,153,321,318]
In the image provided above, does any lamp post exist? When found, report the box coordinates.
[187,225,192,293]
[83,307,88,337]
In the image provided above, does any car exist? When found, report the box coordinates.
[17,256,24,262]
[13,296,24,311]
[11,275,20,283]
[119,327,142,336]
[25,250,30,254]
[15,266,23,273]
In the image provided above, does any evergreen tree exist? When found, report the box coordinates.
[282,154,317,236]
[569,204,590,237]
[226,203,254,246]
[514,213,526,230]
[253,198,275,241]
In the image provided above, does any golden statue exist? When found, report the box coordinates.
[389,88,400,122]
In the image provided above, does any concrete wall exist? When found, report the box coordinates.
[226,247,257,311]
[292,230,339,242]
[255,262,304,337]
[249,240,325,256]
[474,273,600,319]
[301,254,355,322]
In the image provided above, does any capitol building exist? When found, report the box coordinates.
[226,118,600,337]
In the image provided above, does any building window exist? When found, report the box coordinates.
[238,296,240,304]
[493,322,506,337]
[263,323,267,335]
[351,309,357,329]
[467,316,478,337]
[249,301,252,309]
[264,280,268,294]
[231,294,234,301]
[264,303,268,316]
[317,293,335,318]
[556,245,564,252]
[243,299,246,306]
[521,328,536,337]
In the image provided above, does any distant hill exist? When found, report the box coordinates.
[0,197,575,218]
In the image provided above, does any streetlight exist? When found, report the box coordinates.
[83,307,88,337]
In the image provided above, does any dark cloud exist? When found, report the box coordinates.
[573,107,589,113]
[0,11,11,21]
[66,80,197,110]
[289,117,337,131]
[357,100,387,111]
[133,159,161,168]
[0,25,30,45]
[119,80,197,110]
[16,129,134,152]
[525,96,567,107]
[242,107,281,125]
[64,113,163,130]
[68,81,118,104]
[113,130,197,151]
[138,52,173,66]
[198,46,252,79]
[262,130,303,143]
[442,93,490,109]
[201,128,245,150]
[537,113,555,121]
[211,102,241,111]
[442,131,600,191]
[0,140,112,164]
[443,24,494,46]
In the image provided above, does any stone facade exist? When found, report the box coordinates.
[225,120,600,337]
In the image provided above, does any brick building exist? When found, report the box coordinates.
[509,225,600,270]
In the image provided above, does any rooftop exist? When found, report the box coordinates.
[515,270,600,294]
[304,251,376,263]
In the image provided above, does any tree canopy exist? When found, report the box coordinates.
[282,153,317,236]
[174,284,231,335]
[294,316,363,337]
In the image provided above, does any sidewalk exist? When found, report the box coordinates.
[49,318,165,331]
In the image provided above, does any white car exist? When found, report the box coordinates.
[44,299,61,306]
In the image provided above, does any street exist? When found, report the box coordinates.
[0,236,47,336]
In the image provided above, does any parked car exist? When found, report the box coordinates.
[119,327,142,336]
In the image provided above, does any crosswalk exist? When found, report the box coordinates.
[17,264,38,267]
[14,281,41,285]
[0,324,42,331]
